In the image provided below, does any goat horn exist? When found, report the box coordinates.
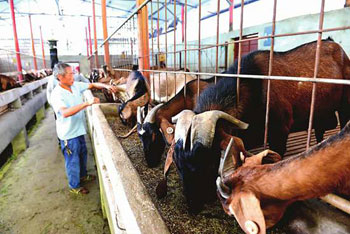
[137,106,143,125]
[216,137,235,199]
[172,110,196,149]
[190,110,248,150]
[144,103,164,124]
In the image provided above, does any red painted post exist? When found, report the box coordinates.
[29,15,38,70]
[88,17,93,56]
[101,0,110,66]
[92,0,99,68]
[39,26,46,69]
[136,0,150,81]
[229,0,234,31]
[85,27,89,57]
[9,0,23,81]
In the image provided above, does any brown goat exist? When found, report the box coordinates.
[217,121,350,234]
[0,74,21,92]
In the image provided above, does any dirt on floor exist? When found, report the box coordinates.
[104,110,291,234]
[0,109,109,234]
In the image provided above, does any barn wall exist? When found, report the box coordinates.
[163,7,349,73]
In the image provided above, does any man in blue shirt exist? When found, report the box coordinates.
[51,62,118,195]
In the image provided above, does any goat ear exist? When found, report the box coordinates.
[244,150,282,166]
[219,130,247,168]
[229,191,266,234]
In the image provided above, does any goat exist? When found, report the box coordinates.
[217,120,350,234]
[171,38,350,212]
[137,76,216,167]
[0,74,21,92]
[150,69,196,103]
[118,65,150,125]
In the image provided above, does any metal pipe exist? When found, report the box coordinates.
[136,0,150,82]
[132,70,350,87]
[174,0,177,95]
[101,0,110,66]
[92,0,99,68]
[306,0,325,150]
[236,0,244,104]
[160,25,350,55]
[184,0,187,99]
[151,0,155,101]
[85,27,90,57]
[88,16,93,56]
[229,0,234,31]
[197,0,201,98]
[28,15,38,70]
[165,0,168,101]
[263,0,277,149]
[9,0,23,81]
[215,0,220,83]
[39,26,46,69]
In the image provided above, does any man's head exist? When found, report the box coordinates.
[53,62,74,87]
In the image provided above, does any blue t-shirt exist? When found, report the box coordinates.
[51,82,90,140]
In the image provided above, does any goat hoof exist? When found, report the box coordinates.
[245,220,259,234]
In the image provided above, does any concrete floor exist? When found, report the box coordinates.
[0,109,109,234]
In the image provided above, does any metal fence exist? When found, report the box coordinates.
[90,0,350,216]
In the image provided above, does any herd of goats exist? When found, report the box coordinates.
[1,38,350,233]
[92,38,350,234]
[0,68,52,92]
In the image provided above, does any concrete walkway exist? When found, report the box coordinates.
[0,109,109,234]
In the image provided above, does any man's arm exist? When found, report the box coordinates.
[88,83,120,92]
[60,97,99,118]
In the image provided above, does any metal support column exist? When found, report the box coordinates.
[136,0,150,81]
[29,15,38,70]
[9,0,23,81]
[92,0,99,68]
[39,26,46,69]
[101,0,110,66]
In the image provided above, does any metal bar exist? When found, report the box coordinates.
[9,0,23,81]
[151,0,155,101]
[137,0,150,82]
[101,0,110,66]
[184,0,187,99]
[110,69,350,86]
[157,0,160,102]
[88,17,93,56]
[174,0,177,94]
[197,0,201,98]
[161,26,350,54]
[92,0,99,68]
[39,26,46,69]
[165,0,168,102]
[215,0,220,83]
[28,15,37,70]
[263,0,277,149]
[85,27,90,57]
[237,0,244,104]
[306,0,325,150]
[229,0,234,31]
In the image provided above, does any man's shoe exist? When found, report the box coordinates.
[80,174,96,183]
[69,187,89,195]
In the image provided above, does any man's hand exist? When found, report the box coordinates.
[106,84,119,93]
[87,97,100,106]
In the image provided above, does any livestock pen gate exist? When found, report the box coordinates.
[86,0,350,233]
